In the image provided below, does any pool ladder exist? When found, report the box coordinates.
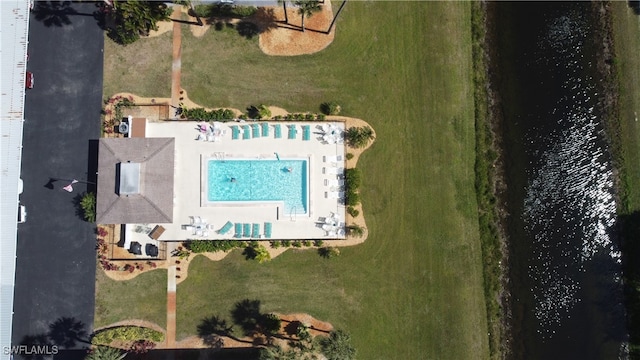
[290,206,297,221]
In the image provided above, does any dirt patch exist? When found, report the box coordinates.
[259,3,335,56]
[173,312,333,349]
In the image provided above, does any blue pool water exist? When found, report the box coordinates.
[207,159,308,214]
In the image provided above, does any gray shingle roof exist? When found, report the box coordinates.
[96,138,175,224]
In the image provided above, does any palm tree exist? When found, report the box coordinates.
[277,0,289,24]
[293,0,322,32]
[319,330,356,360]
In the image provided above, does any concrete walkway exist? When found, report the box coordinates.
[170,6,182,119]
[166,265,177,348]
[165,8,183,349]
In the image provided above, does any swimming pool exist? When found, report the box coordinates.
[207,159,308,214]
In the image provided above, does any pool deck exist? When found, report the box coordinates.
[123,120,346,243]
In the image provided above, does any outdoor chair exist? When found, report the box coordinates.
[243,125,251,140]
[302,125,310,141]
[231,125,240,140]
[252,223,260,238]
[288,125,297,139]
[264,222,272,238]
[217,221,233,235]
[252,124,261,138]
[234,223,243,238]
[261,122,269,137]
[274,124,282,139]
[243,223,251,238]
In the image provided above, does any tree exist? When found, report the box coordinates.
[105,1,172,45]
[345,126,375,149]
[319,330,356,360]
[293,0,322,32]
[80,192,96,223]
[260,313,282,337]
[85,346,126,360]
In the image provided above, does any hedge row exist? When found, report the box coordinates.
[92,326,164,345]
[186,240,247,253]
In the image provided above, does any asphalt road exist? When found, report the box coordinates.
[13,2,103,355]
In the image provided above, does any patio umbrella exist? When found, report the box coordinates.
[129,242,142,255]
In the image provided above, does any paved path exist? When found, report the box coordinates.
[166,266,177,348]
[170,7,182,119]
[164,11,183,348]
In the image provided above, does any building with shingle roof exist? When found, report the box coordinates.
[96,137,175,224]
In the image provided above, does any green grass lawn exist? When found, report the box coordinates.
[94,267,167,329]
[611,2,640,212]
[100,2,489,359]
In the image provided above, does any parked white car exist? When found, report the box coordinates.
[18,204,26,223]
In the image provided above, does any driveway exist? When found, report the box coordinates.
[12,1,103,353]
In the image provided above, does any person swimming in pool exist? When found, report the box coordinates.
[230,177,237,183]
[286,167,293,173]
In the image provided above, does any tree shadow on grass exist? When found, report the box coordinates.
[231,299,262,337]
[198,315,252,348]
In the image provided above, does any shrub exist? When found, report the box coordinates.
[345,126,375,149]
[305,113,315,121]
[186,240,245,253]
[318,247,340,259]
[292,240,302,248]
[320,102,341,115]
[261,313,281,336]
[80,192,96,223]
[302,240,312,247]
[346,224,365,238]
[313,239,324,247]
[193,4,257,18]
[316,113,326,121]
[270,240,281,249]
[92,326,164,345]
[130,339,156,354]
[182,107,236,121]
[347,206,360,217]
[247,105,271,119]
[171,247,191,260]
[345,153,354,160]
[345,188,360,207]
[345,168,362,189]
[242,244,271,263]
[281,240,291,247]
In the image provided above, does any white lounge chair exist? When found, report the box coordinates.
[323,155,343,163]
[328,191,344,199]
[325,167,344,175]
[325,179,344,187]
